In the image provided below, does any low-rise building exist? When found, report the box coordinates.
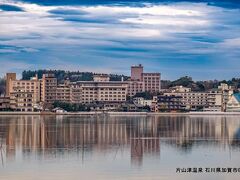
[0,96,11,110]
[151,95,185,112]
[89,102,123,111]
[133,97,152,107]
[164,91,208,111]
[169,85,191,93]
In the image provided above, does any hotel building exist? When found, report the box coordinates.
[56,80,71,103]
[9,74,41,111]
[142,73,161,93]
[127,81,144,97]
[164,84,234,111]
[71,74,128,104]
[164,91,208,110]
[40,74,57,105]
[128,64,161,96]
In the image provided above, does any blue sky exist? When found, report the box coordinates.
[0,0,240,80]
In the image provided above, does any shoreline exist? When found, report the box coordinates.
[0,111,240,116]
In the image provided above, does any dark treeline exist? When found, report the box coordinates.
[22,70,129,83]
[0,78,6,95]
[161,76,240,92]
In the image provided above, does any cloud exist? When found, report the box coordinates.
[0,0,240,80]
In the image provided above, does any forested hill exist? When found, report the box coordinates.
[22,70,130,83]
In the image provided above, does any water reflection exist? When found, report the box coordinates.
[0,115,240,168]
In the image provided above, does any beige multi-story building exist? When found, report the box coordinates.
[10,89,35,112]
[164,91,208,110]
[142,73,161,93]
[218,83,234,111]
[70,83,82,103]
[70,74,128,104]
[11,75,41,102]
[127,80,144,97]
[203,90,223,112]
[164,84,234,112]
[7,75,41,111]
[41,74,57,105]
[56,80,71,103]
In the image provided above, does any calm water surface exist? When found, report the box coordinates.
[0,115,240,180]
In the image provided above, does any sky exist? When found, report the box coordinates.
[0,0,240,80]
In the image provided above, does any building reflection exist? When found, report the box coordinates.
[0,115,240,166]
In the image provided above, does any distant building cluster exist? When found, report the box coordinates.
[0,65,160,112]
[1,64,240,112]
[152,84,237,112]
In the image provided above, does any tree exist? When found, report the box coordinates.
[133,92,153,100]
[53,101,90,112]
[22,70,129,83]
[170,76,193,87]
[0,78,6,95]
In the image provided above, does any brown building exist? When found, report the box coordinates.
[5,73,16,96]
[41,74,57,105]
[128,65,161,96]
[131,64,143,81]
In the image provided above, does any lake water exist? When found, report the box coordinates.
[0,115,240,180]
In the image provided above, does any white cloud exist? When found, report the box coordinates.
[220,38,240,48]
[0,0,240,79]
[0,1,214,39]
